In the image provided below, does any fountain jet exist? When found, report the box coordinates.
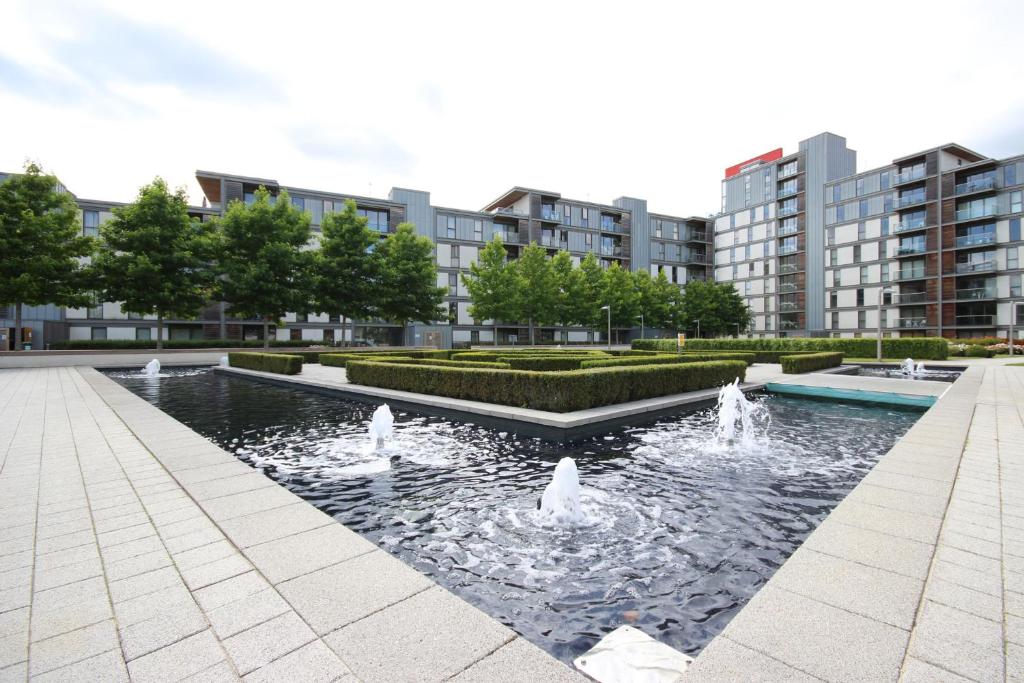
[141,359,161,377]
[368,404,394,449]
[715,378,766,444]
[539,457,586,526]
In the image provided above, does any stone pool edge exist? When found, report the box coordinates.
[76,367,588,682]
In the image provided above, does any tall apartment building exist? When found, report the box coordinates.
[1,170,712,349]
[715,133,1024,340]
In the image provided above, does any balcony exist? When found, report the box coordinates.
[778,205,800,217]
[954,177,996,196]
[893,245,928,256]
[685,232,708,242]
[955,260,996,274]
[955,314,995,326]
[778,263,801,274]
[778,223,801,236]
[897,291,929,304]
[686,254,708,264]
[777,186,798,198]
[778,320,802,331]
[600,222,627,234]
[778,164,799,179]
[955,205,998,221]
[540,236,558,247]
[895,194,927,209]
[779,302,802,312]
[955,287,997,300]
[896,317,930,329]
[955,232,996,248]
[539,209,561,222]
[893,219,927,233]
[778,283,800,293]
[495,231,520,244]
[895,270,931,281]
[893,168,926,185]
[600,246,624,257]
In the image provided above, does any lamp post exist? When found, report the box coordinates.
[694,319,700,339]
[735,323,741,338]
[876,287,892,362]
[638,314,645,339]
[601,305,611,350]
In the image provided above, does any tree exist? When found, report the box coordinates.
[0,162,93,351]
[513,243,557,345]
[93,178,216,349]
[215,187,314,349]
[575,252,605,342]
[462,236,517,343]
[674,280,752,338]
[549,250,580,343]
[600,261,640,343]
[376,223,446,338]
[314,200,380,346]
[635,269,679,332]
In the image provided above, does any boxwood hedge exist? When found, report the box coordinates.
[654,337,948,360]
[451,350,608,363]
[965,346,995,358]
[49,339,328,350]
[501,356,586,371]
[345,359,747,412]
[580,352,756,369]
[227,352,303,375]
[369,358,511,369]
[779,352,844,374]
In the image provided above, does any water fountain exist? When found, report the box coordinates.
[219,356,229,368]
[715,378,767,445]
[141,359,161,377]
[538,457,586,526]
[368,404,394,448]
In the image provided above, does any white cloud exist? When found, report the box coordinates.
[1,0,1022,216]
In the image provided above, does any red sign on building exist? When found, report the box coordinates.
[724,148,784,178]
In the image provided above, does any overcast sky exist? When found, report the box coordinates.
[2,0,1022,217]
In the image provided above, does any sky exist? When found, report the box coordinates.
[2,0,1023,218]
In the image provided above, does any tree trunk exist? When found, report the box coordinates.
[263,318,270,350]
[156,313,164,350]
[493,324,498,348]
[340,316,347,348]
[14,302,23,351]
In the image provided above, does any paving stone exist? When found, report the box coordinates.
[194,572,269,612]
[31,648,129,683]
[0,585,30,614]
[113,581,194,626]
[206,588,291,640]
[186,474,279,503]
[96,522,156,548]
[108,566,181,603]
[182,554,254,591]
[931,559,1002,596]
[450,636,587,683]
[164,527,227,555]
[221,611,316,675]
[241,524,376,585]
[218,503,333,549]
[0,608,27,639]
[33,543,99,572]
[119,602,208,661]
[900,656,975,682]
[182,660,241,682]
[127,629,226,682]
[278,550,434,635]
[30,593,113,642]
[908,601,1003,683]
[104,548,172,582]
[0,661,26,682]
[923,577,1003,623]
[326,586,515,683]
[199,485,300,522]
[717,585,908,682]
[173,540,237,572]
[0,632,26,670]
[100,535,165,565]
[29,619,119,677]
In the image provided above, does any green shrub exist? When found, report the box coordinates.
[965,346,995,358]
[580,353,755,369]
[451,350,607,363]
[320,353,414,368]
[779,352,844,374]
[501,356,585,371]
[346,360,747,412]
[653,337,948,361]
[227,352,303,375]
[368,358,510,369]
[47,339,337,350]
[956,336,1005,346]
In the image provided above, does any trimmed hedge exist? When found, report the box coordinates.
[319,350,451,367]
[965,346,995,358]
[683,350,818,364]
[502,356,585,371]
[780,352,844,374]
[580,353,756,369]
[228,352,303,375]
[665,337,948,361]
[346,360,747,412]
[369,358,511,369]
[49,339,329,350]
[320,353,413,367]
[451,351,608,363]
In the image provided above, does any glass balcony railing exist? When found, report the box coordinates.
[955,287,997,300]
[778,319,802,330]
[778,244,799,255]
[897,317,929,328]
[777,186,798,198]
[895,194,927,209]
[540,209,560,221]
[894,219,927,233]
[685,232,708,242]
[778,283,800,293]
[955,260,996,274]
[778,223,800,236]
[540,236,558,246]
[893,168,926,185]
[894,245,927,256]
[955,232,996,248]
[954,177,996,195]
[600,223,626,234]
[778,205,799,216]
[956,205,998,221]
[778,164,799,179]
[779,302,802,312]
[896,270,930,281]
[778,263,800,274]
[897,291,929,304]
[600,246,624,256]
[955,314,995,326]
[686,254,708,264]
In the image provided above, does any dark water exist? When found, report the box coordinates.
[108,367,921,662]
[856,366,962,383]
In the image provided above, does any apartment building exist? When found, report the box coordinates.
[823,145,1024,338]
[1,169,712,349]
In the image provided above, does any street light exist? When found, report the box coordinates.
[693,319,700,339]
[876,286,893,361]
[637,314,645,339]
[735,322,741,338]
[601,305,611,350]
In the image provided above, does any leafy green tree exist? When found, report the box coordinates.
[93,178,216,349]
[575,252,605,342]
[376,223,446,339]
[513,243,557,345]
[549,250,580,343]
[215,187,314,349]
[635,269,679,332]
[314,200,380,346]
[600,261,640,344]
[674,280,752,338]
[0,162,93,350]
[462,236,517,343]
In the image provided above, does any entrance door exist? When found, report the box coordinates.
[422,331,443,348]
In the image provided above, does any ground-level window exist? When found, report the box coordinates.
[91,327,107,340]
[135,328,151,341]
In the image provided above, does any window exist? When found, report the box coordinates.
[860,266,869,284]
[881,263,890,282]
[859,199,868,218]
[581,208,589,228]
[669,223,678,240]
[657,242,665,259]
[827,227,835,246]
[87,300,103,319]
[747,226,753,242]
[856,289,864,307]
[830,249,838,266]
[857,310,866,329]
[1009,247,1019,270]
[585,232,593,247]
[445,215,456,239]
[1011,275,1022,298]
[91,327,107,341]
[833,185,841,203]
[1012,191,1022,214]
[744,175,751,205]
[448,272,458,295]
[881,216,890,236]
[857,222,866,241]
[291,196,305,211]
[831,312,839,329]
[1007,164,1018,187]
[360,208,389,232]
[563,205,571,225]
[450,244,460,268]
[880,171,891,190]
[135,328,151,341]
[853,245,862,264]
[654,221,662,238]
[473,220,483,241]
[470,330,480,344]
[830,291,838,308]
[744,244,751,260]
[83,210,99,237]
[1012,218,1021,242]
[856,178,865,196]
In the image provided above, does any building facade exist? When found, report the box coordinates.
[1,170,712,349]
